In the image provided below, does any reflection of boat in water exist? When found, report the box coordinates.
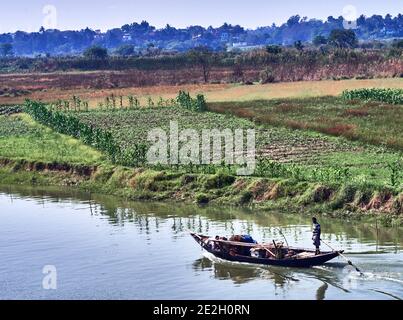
[191,233,342,268]
[193,257,298,286]
[193,257,264,284]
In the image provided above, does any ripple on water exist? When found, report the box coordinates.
[0,187,402,300]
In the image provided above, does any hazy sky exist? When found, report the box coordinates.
[0,0,401,33]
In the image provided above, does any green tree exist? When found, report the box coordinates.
[187,46,214,83]
[115,44,136,56]
[266,45,282,54]
[287,15,301,27]
[313,35,328,46]
[294,40,304,52]
[0,43,13,57]
[328,29,358,48]
[392,39,403,49]
[83,46,108,59]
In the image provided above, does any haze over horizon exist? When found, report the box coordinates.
[0,0,402,33]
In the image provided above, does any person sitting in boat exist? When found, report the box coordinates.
[312,217,321,255]
[242,235,257,244]
[229,248,238,256]
[250,248,261,258]
[207,236,219,251]
[209,236,227,252]
[284,250,296,259]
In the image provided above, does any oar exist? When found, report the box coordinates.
[258,244,276,258]
[320,238,363,275]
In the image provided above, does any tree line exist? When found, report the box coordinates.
[0,14,402,56]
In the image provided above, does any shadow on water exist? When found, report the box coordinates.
[193,257,300,287]
[316,282,329,300]
[192,255,355,299]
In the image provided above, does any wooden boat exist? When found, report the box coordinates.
[190,232,342,268]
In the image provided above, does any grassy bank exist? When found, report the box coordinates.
[0,159,402,227]
[0,113,106,164]
[0,106,402,226]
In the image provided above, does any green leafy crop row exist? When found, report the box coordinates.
[24,100,146,166]
[342,88,403,104]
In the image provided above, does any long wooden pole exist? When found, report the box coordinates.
[321,238,363,275]
[278,228,289,248]
[258,245,276,258]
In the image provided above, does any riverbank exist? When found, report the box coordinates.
[1,157,402,226]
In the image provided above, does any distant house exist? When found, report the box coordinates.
[123,33,132,42]
[227,42,264,52]
[232,42,248,47]
[221,33,229,42]
[94,30,103,40]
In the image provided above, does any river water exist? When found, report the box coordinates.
[0,185,402,300]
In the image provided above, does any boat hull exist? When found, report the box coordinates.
[191,233,341,268]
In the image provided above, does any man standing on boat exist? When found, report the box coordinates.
[312,217,321,255]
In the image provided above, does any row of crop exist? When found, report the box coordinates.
[342,88,403,104]
[177,91,207,112]
[23,100,402,188]
[0,105,23,116]
[254,158,403,188]
[99,94,177,110]
[254,158,352,184]
[24,100,147,166]
[50,91,207,112]
[150,157,401,188]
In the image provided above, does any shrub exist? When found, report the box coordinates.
[205,172,236,189]
[259,67,275,84]
[83,46,108,59]
[181,175,196,185]
[329,185,357,210]
[177,91,207,112]
[238,191,253,205]
[195,193,210,204]
[392,193,403,215]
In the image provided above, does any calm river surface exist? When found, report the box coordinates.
[0,185,402,300]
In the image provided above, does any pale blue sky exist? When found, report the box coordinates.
[0,0,401,33]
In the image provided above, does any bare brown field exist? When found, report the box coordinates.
[0,83,229,106]
[0,68,233,92]
[0,72,401,107]
[206,78,403,102]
